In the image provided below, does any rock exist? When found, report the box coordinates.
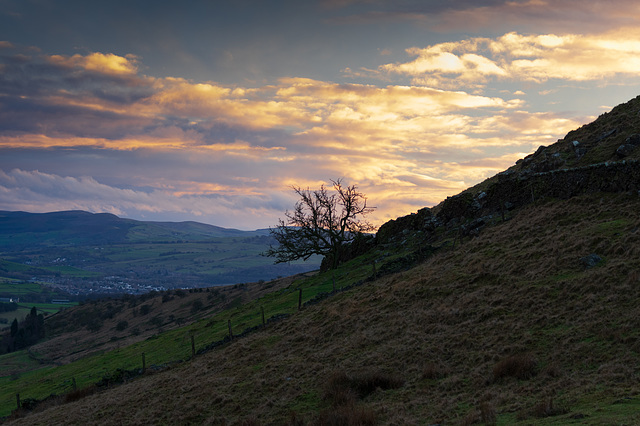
[626,134,640,145]
[376,206,434,244]
[571,140,587,159]
[598,129,617,141]
[534,145,547,156]
[616,144,637,158]
[580,254,602,268]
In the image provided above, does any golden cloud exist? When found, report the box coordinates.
[48,52,139,75]
[1,47,595,227]
[382,29,640,87]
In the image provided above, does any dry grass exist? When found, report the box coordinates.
[32,272,311,365]
[6,192,640,425]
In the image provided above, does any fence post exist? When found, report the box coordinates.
[142,352,146,373]
[72,377,77,391]
[228,319,233,341]
[298,288,302,311]
[191,335,196,358]
[261,306,265,328]
[16,393,20,410]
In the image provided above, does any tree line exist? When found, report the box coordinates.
[0,307,45,354]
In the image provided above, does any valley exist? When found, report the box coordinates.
[0,212,321,296]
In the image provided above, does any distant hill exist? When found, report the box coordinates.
[0,210,261,247]
[0,210,134,247]
[0,211,319,294]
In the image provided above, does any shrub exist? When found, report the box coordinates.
[421,362,448,380]
[139,304,152,315]
[65,385,98,403]
[323,370,404,407]
[191,299,204,313]
[493,353,537,380]
[115,320,128,331]
[149,316,164,327]
[324,371,357,407]
[85,317,103,332]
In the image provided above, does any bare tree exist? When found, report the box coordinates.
[265,179,375,271]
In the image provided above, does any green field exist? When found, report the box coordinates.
[0,211,320,291]
[0,279,43,297]
[0,303,75,330]
[0,278,77,329]
[0,253,376,417]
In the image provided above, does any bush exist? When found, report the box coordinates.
[191,299,204,313]
[116,320,128,331]
[493,353,537,380]
[421,362,449,380]
[139,304,152,315]
[65,385,98,403]
[85,318,103,332]
[323,370,403,407]
[149,316,164,327]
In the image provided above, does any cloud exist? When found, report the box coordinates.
[0,168,290,229]
[0,44,596,228]
[47,52,140,76]
[379,29,640,89]
[327,1,640,34]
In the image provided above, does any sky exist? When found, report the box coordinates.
[2,0,640,230]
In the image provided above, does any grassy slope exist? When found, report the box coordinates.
[5,191,640,425]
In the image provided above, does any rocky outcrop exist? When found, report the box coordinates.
[376,207,439,244]
[616,134,640,158]
[376,159,640,244]
[372,95,640,253]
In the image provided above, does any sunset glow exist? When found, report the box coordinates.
[2,1,640,229]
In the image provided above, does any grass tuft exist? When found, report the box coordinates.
[492,353,537,381]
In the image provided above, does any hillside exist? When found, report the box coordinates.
[0,211,320,295]
[2,96,640,424]
[5,191,639,425]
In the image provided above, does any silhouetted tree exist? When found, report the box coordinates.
[265,179,375,270]
[10,318,18,337]
[2,307,45,353]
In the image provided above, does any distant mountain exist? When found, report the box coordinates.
[0,210,134,247]
[0,210,266,248]
[0,211,319,294]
